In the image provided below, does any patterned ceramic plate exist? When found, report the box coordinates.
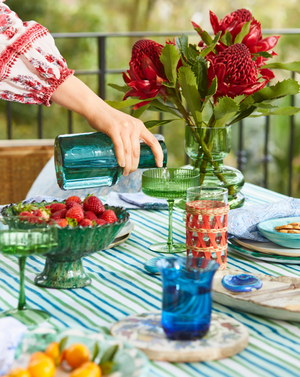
[228,240,300,264]
[12,328,149,377]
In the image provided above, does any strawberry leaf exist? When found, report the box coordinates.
[66,217,78,227]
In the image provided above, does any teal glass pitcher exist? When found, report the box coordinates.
[156,256,219,340]
[55,132,167,190]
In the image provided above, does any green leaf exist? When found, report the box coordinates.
[192,26,213,46]
[160,44,180,86]
[220,31,233,46]
[99,361,115,375]
[262,61,300,73]
[132,103,150,118]
[233,95,246,105]
[254,51,273,59]
[148,99,182,118]
[92,342,100,362]
[200,31,221,57]
[144,119,177,129]
[234,19,251,44]
[230,106,257,124]
[175,34,189,59]
[213,96,239,127]
[105,98,155,109]
[66,217,78,227]
[252,106,300,116]
[107,83,130,94]
[99,345,119,364]
[251,79,300,103]
[98,326,111,335]
[59,336,68,353]
[178,66,203,126]
[192,56,208,99]
[202,77,217,109]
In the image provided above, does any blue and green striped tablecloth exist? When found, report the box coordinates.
[1,183,300,377]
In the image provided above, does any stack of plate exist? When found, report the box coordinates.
[228,238,300,264]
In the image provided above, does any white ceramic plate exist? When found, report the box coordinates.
[107,221,134,249]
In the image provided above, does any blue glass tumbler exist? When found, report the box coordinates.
[156,256,219,340]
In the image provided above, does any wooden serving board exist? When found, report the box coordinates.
[111,312,248,362]
[213,269,300,321]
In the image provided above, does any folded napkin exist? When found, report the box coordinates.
[228,198,300,242]
[106,192,168,210]
[0,318,27,375]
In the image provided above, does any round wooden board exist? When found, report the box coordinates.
[110,312,249,362]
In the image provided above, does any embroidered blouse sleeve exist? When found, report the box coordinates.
[0,1,74,106]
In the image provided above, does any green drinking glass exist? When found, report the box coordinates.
[142,168,200,253]
[0,217,58,326]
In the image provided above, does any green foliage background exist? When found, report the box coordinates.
[1,0,300,196]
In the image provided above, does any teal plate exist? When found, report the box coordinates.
[12,328,149,377]
[228,239,300,264]
[258,217,300,249]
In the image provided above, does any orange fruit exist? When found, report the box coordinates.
[29,351,48,363]
[8,368,31,377]
[64,343,90,369]
[27,354,55,377]
[69,361,101,377]
[45,341,61,365]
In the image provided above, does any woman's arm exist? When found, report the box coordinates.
[51,76,163,175]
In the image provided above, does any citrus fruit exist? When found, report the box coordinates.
[64,343,90,369]
[69,361,101,377]
[45,341,61,365]
[27,354,55,377]
[29,351,48,363]
[8,368,31,377]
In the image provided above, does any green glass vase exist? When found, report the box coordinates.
[185,125,245,209]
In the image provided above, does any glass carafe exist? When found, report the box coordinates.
[55,132,167,190]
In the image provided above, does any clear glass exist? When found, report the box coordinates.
[185,125,244,209]
[156,256,219,340]
[186,187,229,268]
[55,131,167,190]
[142,168,200,253]
[0,217,58,326]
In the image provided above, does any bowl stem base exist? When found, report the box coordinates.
[34,257,92,289]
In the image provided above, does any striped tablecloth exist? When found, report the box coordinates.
[1,183,300,377]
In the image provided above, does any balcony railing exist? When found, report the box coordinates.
[3,29,300,196]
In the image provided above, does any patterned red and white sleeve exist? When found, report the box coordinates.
[0,1,74,106]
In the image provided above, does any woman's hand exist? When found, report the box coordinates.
[51,75,164,175]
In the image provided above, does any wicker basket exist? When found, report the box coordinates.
[0,139,54,205]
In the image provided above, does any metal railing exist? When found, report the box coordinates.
[3,29,300,196]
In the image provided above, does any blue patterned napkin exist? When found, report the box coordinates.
[228,198,300,242]
[0,318,26,375]
[106,192,168,210]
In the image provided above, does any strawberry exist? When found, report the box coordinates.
[94,218,107,226]
[19,211,33,221]
[50,203,66,213]
[99,209,117,223]
[65,196,81,208]
[83,195,104,215]
[55,218,68,228]
[85,211,98,221]
[78,218,93,227]
[65,204,84,223]
[33,208,50,221]
[50,209,67,220]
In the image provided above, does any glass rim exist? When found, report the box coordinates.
[186,186,228,195]
[142,167,200,178]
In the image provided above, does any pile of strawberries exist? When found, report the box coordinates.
[18,194,118,228]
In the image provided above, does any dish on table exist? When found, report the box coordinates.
[12,328,149,377]
[232,237,300,257]
[257,217,300,249]
[213,268,300,322]
[107,221,134,249]
[228,239,300,264]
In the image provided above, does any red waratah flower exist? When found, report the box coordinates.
[209,9,280,57]
[123,39,169,109]
[207,43,272,103]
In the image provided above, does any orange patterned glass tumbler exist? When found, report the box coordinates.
[186,187,229,270]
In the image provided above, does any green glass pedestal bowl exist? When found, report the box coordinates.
[1,202,129,289]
